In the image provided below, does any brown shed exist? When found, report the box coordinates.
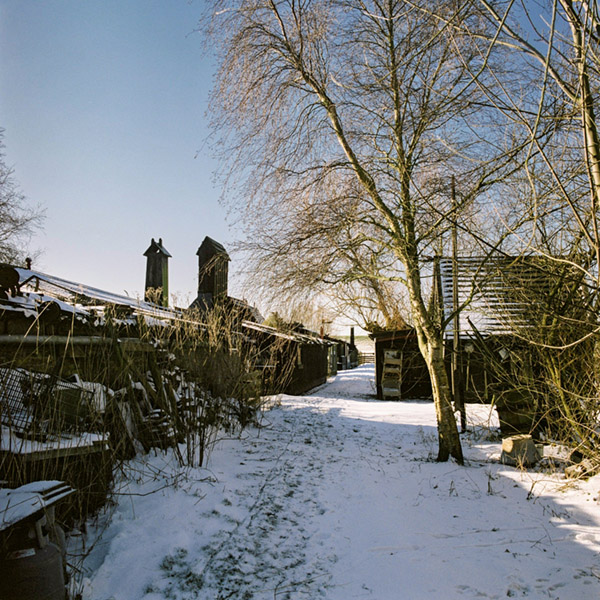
[370,329,432,400]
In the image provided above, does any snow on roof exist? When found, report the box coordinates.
[242,320,331,345]
[16,267,183,322]
[0,289,90,318]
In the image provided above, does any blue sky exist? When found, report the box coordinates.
[0,0,235,304]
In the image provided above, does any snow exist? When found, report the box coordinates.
[0,291,88,319]
[1,426,108,454]
[75,365,600,599]
[16,267,183,321]
[1,481,74,531]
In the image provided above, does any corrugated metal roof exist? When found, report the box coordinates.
[439,256,557,338]
[16,268,182,322]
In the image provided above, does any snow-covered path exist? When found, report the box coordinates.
[79,366,600,599]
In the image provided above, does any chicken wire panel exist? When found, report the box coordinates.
[0,368,35,433]
[35,377,96,431]
[0,368,96,435]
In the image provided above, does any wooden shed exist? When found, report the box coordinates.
[324,334,359,372]
[437,255,587,404]
[436,255,590,436]
[370,329,432,400]
[242,321,331,395]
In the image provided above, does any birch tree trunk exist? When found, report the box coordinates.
[405,258,463,462]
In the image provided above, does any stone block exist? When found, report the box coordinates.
[500,434,540,467]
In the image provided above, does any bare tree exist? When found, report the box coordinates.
[263,299,337,333]
[401,1,600,460]
[201,0,528,462]
[434,1,600,274]
[0,130,42,264]
[460,1,600,460]
[239,174,411,330]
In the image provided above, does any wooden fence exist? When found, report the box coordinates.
[358,352,375,365]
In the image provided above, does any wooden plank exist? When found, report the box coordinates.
[0,440,109,463]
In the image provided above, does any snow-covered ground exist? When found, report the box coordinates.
[76,365,600,599]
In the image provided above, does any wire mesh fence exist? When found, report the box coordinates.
[0,368,96,439]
